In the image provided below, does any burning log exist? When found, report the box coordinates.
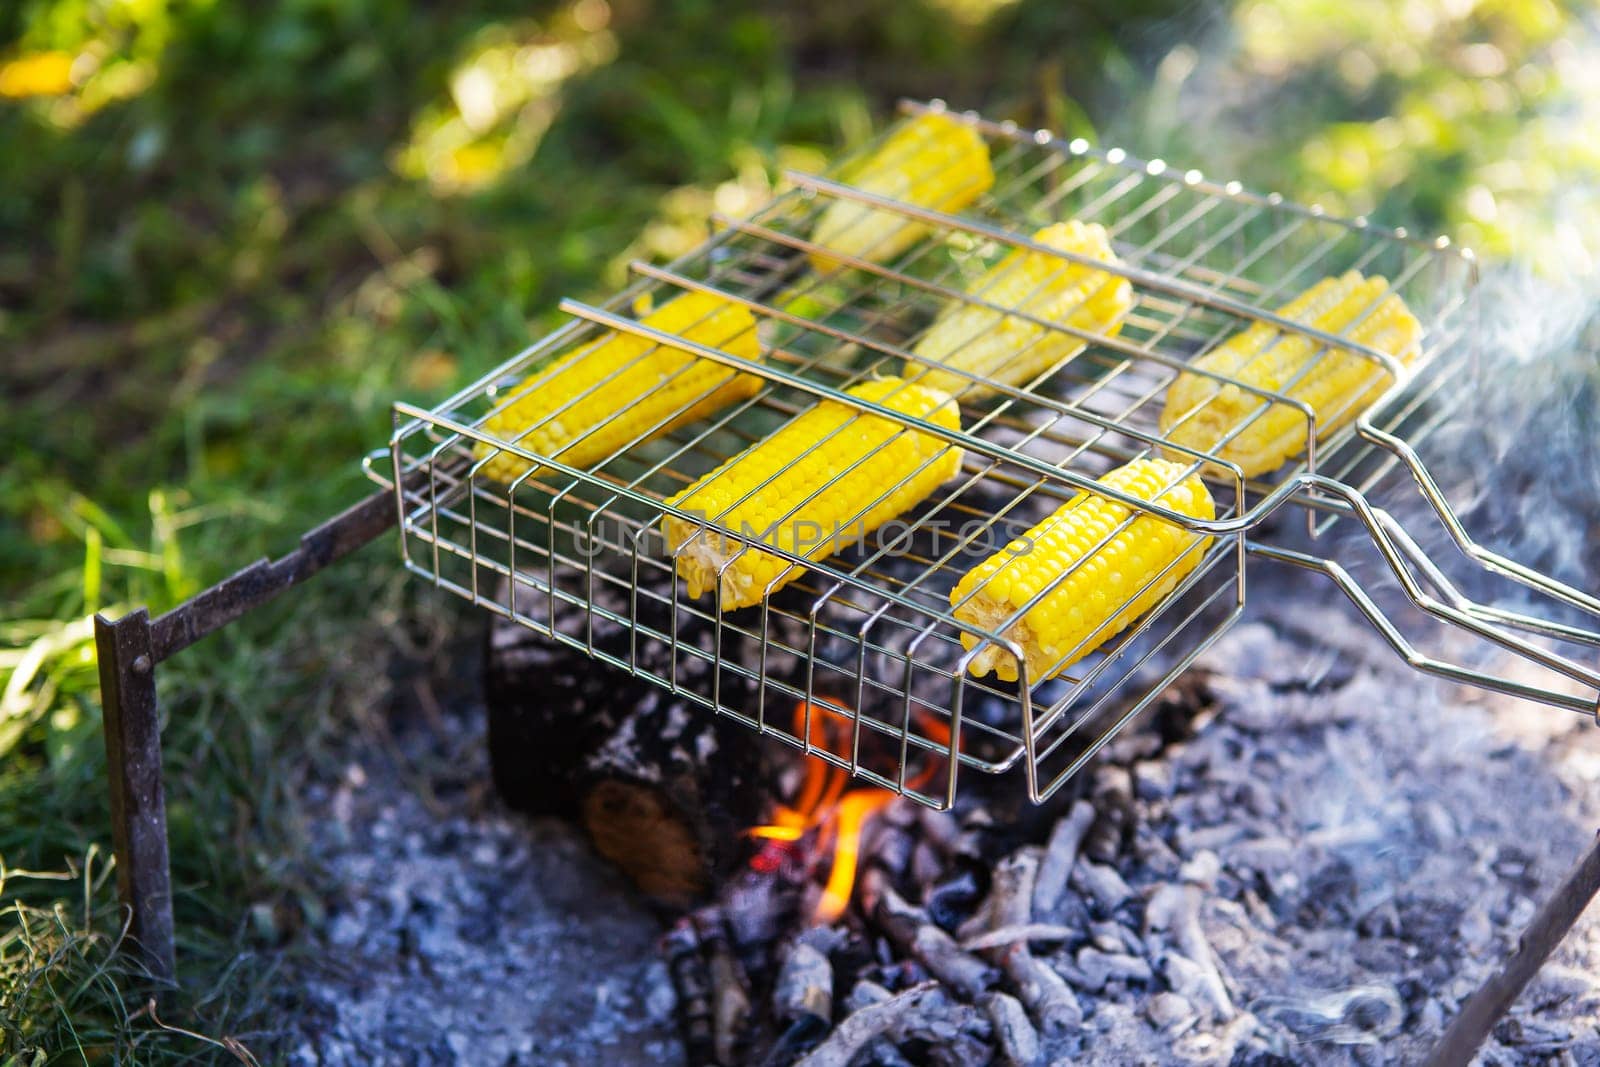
[983,991,1042,1066]
[795,982,942,1067]
[485,581,776,905]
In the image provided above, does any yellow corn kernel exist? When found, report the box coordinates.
[951,458,1214,682]
[907,221,1133,397]
[809,112,994,275]
[664,377,964,610]
[475,291,763,483]
[1159,271,1422,477]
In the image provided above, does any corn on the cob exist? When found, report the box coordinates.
[907,221,1133,397]
[951,458,1214,682]
[1159,271,1421,477]
[475,291,763,484]
[809,112,994,275]
[663,377,964,610]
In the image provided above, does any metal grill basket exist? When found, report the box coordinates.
[368,100,1600,810]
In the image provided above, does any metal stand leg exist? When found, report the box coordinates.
[92,484,407,986]
[1423,831,1600,1066]
[95,608,177,985]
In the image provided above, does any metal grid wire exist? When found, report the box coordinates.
[369,100,1600,809]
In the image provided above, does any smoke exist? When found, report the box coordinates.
[1104,2,1600,632]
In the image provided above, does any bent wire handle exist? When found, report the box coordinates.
[1266,475,1600,716]
[1357,419,1600,625]
[1247,540,1597,714]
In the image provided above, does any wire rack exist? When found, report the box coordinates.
[367,99,1600,809]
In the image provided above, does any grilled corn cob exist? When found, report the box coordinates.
[809,112,994,275]
[475,291,763,483]
[1159,271,1421,477]
[907,221,1133,397]
[664,377,964,610]
[951,458,1214,682]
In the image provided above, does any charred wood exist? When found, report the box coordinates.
[485,580,776,905]
[665,918,718,1067]
[983,991,1042,1066]
[1033,800,1096,915]
[795,982,941,1067]
[866,871,998,1000]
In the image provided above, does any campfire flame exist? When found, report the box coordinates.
[747,699,955,923]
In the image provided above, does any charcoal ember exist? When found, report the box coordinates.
[1229,1051,1298,1067]
[1349,937,1413,973]
[1132,760,1174,801]
[892,992,994,1065]
[1088,921,1128,954]
[1457,902,1494,953]
[1071,862,1134,916]
[1145,991,1197,1035]
[845,979,894,1014]
[773,941,833,1022]
[1393,894,1464,958]
[702,918,753,1066]
[983,991,1040,1067]
[664,920,717,1067]
[910,842,944,889]
[1001,945,1083,1035]
[1043,888,1094,939]
[1146,670,1217,743]
[1032,800,1095,916]
[1131,826,1182,881]
[797,981,941,1067]
[721,861,805,955]
[1528,966,1598,1009]
[858,1043,916,1067]
[1355,900,1400,938]
[760,1014,829,1067]
[1494,1016,1573,1051]
[1070,946,1153,992]
[871,880,998,999]
[863,820,917,885]
[1295,856,1359,926]
[1083,768,1136,864]
[924,869,984,931]
[1105,729,1163,764]
[953,809,999,865]
[916,808,962,855]
[1491,844,1539,890]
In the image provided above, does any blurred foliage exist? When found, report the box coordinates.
[1130,0,1600,270]
[2,0,1597,1060]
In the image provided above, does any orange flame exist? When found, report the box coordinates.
[746,701,960,923]
[814,788,898,922]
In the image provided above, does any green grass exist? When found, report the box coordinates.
[2,0,1595,1061]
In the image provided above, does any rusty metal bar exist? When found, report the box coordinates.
[149,485,401,660]
[95,485,402,983]
[1424,830,1600,1066]
[95,607,176,986]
